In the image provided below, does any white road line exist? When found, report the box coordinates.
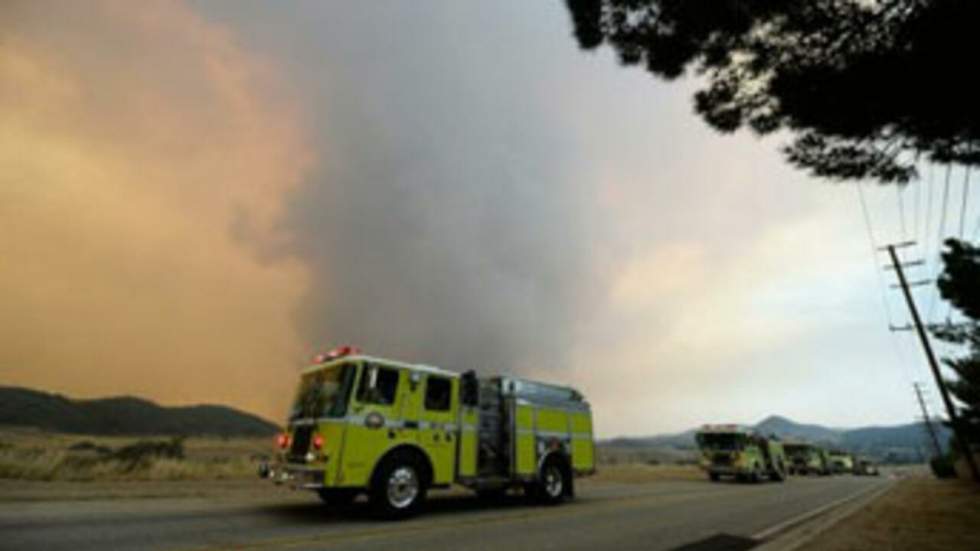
[752,480,893,541]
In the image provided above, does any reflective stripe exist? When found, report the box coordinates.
[515,429,592,440]
[296,416,458,431]
[513,398,591,413]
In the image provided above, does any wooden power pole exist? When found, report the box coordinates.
[913,382,944,459]
[885,243,979,482]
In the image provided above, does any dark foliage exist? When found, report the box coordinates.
[929,454,957,478]
[565,0,980,184]
[933,239,980,444]
[112,437,185,468]
[67,441,113,455]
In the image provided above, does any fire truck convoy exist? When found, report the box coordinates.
[260,347,595,518]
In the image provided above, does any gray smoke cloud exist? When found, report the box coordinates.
[274,3,611,373]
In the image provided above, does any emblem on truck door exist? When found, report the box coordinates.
[365,412,384,429]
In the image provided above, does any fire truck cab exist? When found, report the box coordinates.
[262,347,595,518]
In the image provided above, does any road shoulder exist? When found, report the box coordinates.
[758,475,980,551]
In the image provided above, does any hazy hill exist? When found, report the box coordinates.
[601,415,950,462]
[0,386,279,436]
[755,415,841,443]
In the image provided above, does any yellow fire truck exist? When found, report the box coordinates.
[260,347,595,518]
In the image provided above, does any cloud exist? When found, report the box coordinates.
[0,0,313,420]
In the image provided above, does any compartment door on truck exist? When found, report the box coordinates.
[419,374,457,485]
[570,411,594,472]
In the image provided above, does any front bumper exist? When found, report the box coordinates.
[259,462,327,490]
[704,465,749,476]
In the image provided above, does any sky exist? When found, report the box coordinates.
[3,1,976,437]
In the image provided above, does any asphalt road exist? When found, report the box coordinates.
[0,476,890,551]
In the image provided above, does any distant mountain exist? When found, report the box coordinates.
[600,415,951,462]
[0,386,279,436]
[602,429,699,450]
[755,415,841,444]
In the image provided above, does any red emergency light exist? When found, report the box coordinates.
[312,434,325,450]
[276,433,290,449]
[312,345,362,364]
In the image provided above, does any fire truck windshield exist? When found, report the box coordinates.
[290,363,355,421]
[697,433,744,451]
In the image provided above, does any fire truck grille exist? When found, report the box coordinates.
[289,426,313,460]
[712,453,733,466]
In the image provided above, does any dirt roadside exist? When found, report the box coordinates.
[796,475,980,551]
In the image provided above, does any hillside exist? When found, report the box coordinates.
[601,415,950,463]
[0,387,279,436]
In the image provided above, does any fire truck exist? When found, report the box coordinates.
[260,347,595,518]
[783,442,832,476]
[696,425,787,483]
[827,450,855,474]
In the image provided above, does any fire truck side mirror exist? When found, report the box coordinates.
[461,371,478,407]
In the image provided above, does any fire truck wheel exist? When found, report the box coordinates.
[316,489,358,508]
[370,452,428,519]
[536,457,571,505]
[708,472,720,482]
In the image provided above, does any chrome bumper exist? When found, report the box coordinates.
[259,462,327,490]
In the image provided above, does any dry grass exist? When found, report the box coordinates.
[589,463,703,484]
[597,445,698,467]
[798,475,980,551]
[0,428,271,482]
[0,428,703,486]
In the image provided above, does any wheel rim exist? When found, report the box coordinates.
[387,466,419,509]
[544,465,563,497]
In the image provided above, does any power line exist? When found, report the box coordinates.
[897,184,908,239]
[913,169,921,238]
[927,165,953,323]
[922,165,935,275]
[856,182,921,386]
[857,181,896,326]
[945,167,972,321]
[959,167,971,239]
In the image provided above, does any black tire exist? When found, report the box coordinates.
[369,452,428,520]
[708,472,720,482]
[536,457,571,505]
[316,489,358,508]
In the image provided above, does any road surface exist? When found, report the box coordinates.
[0,476,890,551]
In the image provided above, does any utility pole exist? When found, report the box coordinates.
[913,382,943,459]
[884,242,980,482]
